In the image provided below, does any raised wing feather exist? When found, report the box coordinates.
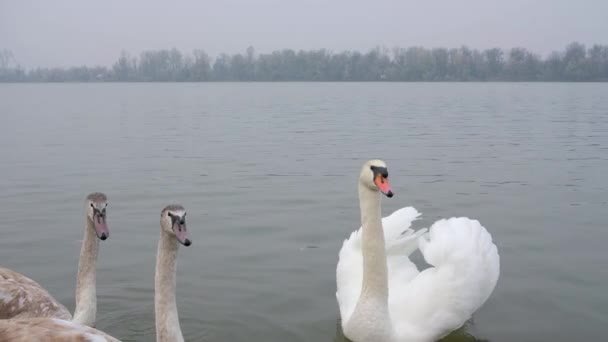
[390,217,500,341]
[0,267,72,321]
[0,318,120,342]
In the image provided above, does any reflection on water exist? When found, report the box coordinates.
[333,319,489,342]
[438,323,490,342]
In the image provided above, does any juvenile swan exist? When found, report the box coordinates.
[336,160,500,342]
[0,192,110,327]
[155,204,192,342]
[0,203,194,341]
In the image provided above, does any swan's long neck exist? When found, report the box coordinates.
[358,183,389,304]
[72,217,99,326]
[344,183,394,340]
[155,231,184,342]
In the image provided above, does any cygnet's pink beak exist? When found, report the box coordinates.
[172,220,191,246]
[93,214,109,240]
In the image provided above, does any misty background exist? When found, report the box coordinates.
[1,1,608,81]
[2,0,607,68]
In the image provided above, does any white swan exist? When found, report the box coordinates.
[336,160,500,342]
[0,203,193,341]
[0,192,110,326]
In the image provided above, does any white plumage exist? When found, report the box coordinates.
[336,160,500,342]
[337,207,425,325]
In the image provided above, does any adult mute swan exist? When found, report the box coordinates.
[0,203,193,341]
[0,192,110,327]
[336,160,500,342]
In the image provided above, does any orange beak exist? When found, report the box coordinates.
[374,174,393,197]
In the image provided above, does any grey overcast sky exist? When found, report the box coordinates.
[1,0,607,68]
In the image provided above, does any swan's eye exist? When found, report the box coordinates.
[90,203,94,208]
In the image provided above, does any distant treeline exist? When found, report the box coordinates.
[1,42,608,82]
